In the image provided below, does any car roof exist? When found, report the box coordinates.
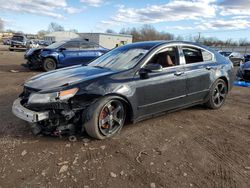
[121,40,214,51]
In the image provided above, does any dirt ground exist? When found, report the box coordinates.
[0,44,249,188]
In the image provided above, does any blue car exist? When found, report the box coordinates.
[24,39,108,71]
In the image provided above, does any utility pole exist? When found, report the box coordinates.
[197,32,201,42]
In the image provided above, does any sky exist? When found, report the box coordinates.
[0,0,250,41]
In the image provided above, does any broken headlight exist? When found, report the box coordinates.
[28,88,79,104]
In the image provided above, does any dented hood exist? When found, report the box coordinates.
[24,65,115,90]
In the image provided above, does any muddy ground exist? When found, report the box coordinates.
[0,44,249,188]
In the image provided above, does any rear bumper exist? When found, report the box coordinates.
[12,98,49,123]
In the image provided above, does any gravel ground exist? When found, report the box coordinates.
[0,45,249,188]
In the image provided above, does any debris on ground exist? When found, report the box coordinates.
[135,150,148,163]
[59,165,69,174]
[110,172,117,178]
[82,138,90,143]
[21,150,27,156]
[100,145,106,150]
[150,182,156,188]
[120,171,125,176]
[10,70,19,73]
[68,135,77,142]
[57,161,69,166]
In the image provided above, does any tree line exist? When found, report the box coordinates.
[108,25,250,47]
[2,21,250,46]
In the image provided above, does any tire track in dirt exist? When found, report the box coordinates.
[193,135,250,187]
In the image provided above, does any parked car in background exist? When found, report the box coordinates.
[218,51,244,66]
[236,61,250,82]
[9,34,29,51]
[38,40,50,47]
[244,54,250,63]
[24,39,108,71]
[29,40,40,49]
[13,41,234,139]
[3,38,11,45]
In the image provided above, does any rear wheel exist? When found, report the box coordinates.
[42,58,56,72]
[84,96,126,139]
[205,79,227,109]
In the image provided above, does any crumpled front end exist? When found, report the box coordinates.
[12,86,93,136]
[24,49,43,69]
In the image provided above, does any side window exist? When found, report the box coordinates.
[182,46,213,64]
[62,42,80,50]
[202,50,213,61]
[147,47,179,68]
[80,43,97,50]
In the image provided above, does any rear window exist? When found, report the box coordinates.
[182,47,213,64]
[80,42,99,50]
[62,42,80,50]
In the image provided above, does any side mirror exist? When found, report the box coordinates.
[139,64,163,79]
[144,63,163,73]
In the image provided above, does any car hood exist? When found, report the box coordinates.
[25,65,115,90]
[25,48,43,56]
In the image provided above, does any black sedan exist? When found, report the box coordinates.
[236,61,250,82]
[12,41,234,139]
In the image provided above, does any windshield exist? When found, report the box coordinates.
[45,41,66,49]
[12,36,24,41]
[88,46,149,71]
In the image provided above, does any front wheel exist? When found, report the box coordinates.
[42,58,56,72]
[84,96,126,139]
[205,79,227,109]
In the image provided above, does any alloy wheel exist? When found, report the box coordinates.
[98,100,125,136]
[212,82,226,107]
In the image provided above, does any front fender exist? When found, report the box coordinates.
[41,51,59,63]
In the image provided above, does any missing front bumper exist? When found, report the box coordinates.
[12,98,49,123]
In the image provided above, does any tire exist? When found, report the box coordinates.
[42,58,56,72]
[205,79,227,109]
[84,96,126,140]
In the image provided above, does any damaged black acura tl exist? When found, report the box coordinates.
[12,41,234,139]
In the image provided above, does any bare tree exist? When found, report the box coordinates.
[69,29,78,33]
[238,38,250,46]
[106,29,115,33]
[48,22,64,32]
[120,25,173,42]
[37,30,48,38]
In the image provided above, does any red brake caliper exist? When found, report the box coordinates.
[100,108,109,129]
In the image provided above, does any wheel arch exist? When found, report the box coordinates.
[217,76,229,93]
[43,56,58,65]
[103,93,134,123]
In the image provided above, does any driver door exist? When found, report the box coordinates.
[135,46,187,118]
[58,41,80,67]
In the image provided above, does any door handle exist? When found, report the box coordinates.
[174,71,184,76]
[206,66,212,70]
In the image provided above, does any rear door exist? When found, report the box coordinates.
[181,46,216,103]
[59,41,80,67]
[78,42,101,65]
